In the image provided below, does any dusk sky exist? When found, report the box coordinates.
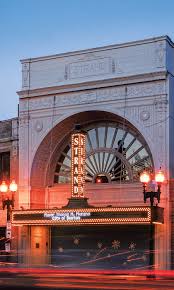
[1,0,174,121]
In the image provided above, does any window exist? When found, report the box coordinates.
[0,152,10,181]
[54,123,153,184]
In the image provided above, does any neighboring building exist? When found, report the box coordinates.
[0,118,18,257]
[1,36,174,269]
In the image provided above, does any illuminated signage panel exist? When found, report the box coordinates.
[11,206,164,226]
[71,132,86,198]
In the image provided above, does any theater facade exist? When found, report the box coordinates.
[1,36,174,270]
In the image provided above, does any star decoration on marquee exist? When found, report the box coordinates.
[142,255,147,262]
[58,247,64,253]
[97,242,103,249]
[129,242,136,251]
[112,240,120,250]
[86,252,91,257]
[73,238,80,245]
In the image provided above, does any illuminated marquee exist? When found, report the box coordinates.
[11,206,164,226]
[71,132,86,198]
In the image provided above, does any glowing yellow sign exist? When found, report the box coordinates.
[71,132,86,198]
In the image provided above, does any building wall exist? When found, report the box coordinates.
[168,70,174,268]
[0,118,19,258]
[17,36,174,269]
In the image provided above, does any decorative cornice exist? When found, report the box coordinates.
[20,35,173,64]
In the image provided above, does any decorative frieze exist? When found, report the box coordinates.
[19,81,166,113]
[55,81,165,107]
[57,91,98,106]
[29,96,53,110]
[127,82,166,98]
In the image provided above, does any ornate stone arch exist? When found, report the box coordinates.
[30,110,154,208]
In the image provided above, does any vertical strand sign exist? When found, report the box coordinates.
[71,131,86,198]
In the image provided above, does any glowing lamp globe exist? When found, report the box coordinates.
[0,181,8,193]
[96,177,101,183]
[9,180,18,192]
[155,169,165,184]
[140,171,150,184]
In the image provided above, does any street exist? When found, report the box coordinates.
[0,269,174,289]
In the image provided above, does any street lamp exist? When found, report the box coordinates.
[0,180,17,220]
[0,180,17,257]
[140,168,164,271]
[140,168,164,207]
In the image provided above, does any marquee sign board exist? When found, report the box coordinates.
[71,132,86,198]
[11,206,164,226]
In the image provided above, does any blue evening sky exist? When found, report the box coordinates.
[0,0,174,121]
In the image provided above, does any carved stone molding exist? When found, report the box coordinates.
[55,81,165,107]
[64,65,68,80]
[12,144,18,157]
[155,41,166,68]
[20,100,29,112]
[127,81,165,98]
[19,78,166,112]
[29,96,53,111]
[22,62,30,88]
[57,91,98,106]
[153,98,168,167]
[19,115,30,127]
[112,59,116,73]
[140,110,150,121]
[154,98,168,112]
[34,120,43,132]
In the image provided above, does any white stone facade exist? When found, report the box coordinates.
[17,36,174,269]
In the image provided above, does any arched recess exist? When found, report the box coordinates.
[30,110,153,208]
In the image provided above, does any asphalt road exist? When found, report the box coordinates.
[0,270,174,289]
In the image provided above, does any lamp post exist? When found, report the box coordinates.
[140,169,164,207]
[140,168,164,270]
[0,180,17,257]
